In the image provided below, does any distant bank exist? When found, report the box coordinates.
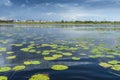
[0,20,120,24]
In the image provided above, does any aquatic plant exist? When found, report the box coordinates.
[43,57,57,61]
[6,56,16,59]
[68,47,78,51]
[99,62,112,68]
[36,51,41,54]
[6,51,14,55]
[62,52,72,56]
[51,64,68,70]
[0,76,8,80]
[2,41,8,44]
[42,51,50,55]
[105,55,115,58]
[29,74,50,80]
[24,60,41,65]
[29,49,36,53]
[111,65,120,71]
[0,47,7,52]
[72,57,80,60]
[108,60,119,65]
[20,48,30,52]
[0,67,11,72]
[12,65,25,71]
[52,54,63,58]
[12,44,23,46]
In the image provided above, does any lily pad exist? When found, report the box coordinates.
[12,65,26,71]
[0,67,11,72]
[42,51,50,55]
[6,56,16,59]
[24,60,41,65]
[108,60,119,65]
[72,57,80,60]
[29,49,36,53]
[43,57,57,61]
[99,62,112,68]
[6,51,14,55]
[0,47,7,52]
[62,52,72,56]
[51,64,68,70]
[20,48,30,52]
[29,74,50,80]
[0,76,8,80]
[111,65,120,71]
[12,44,23,47]
[52,54,63,58]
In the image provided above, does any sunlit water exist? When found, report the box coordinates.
[0,24,120,80]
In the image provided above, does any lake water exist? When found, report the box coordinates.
[0,24,120,80]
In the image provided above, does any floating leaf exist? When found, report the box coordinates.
[6,51,14,55]
[72,57,80,60]
[62,52,72,56]
[99,62,112,68]
[0,76,8,80]
[42,51,50,55]
[29,74,50,80]
[20,48,30,52]
[0,47,7,52]
[24,61,41,65]
[29,49,36,53]
[111,65,120,71]
[12,44,23,47]
[0,67,11,72]
[12,65,25,71]
[108,60,119,65]
[6,56,16,60]
[52,54,63,58]
[43,57,57,61]
[51,64,68,70]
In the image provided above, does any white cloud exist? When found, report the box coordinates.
[46,12,56,16]
[0,0,12,6]
[0,17,7,20]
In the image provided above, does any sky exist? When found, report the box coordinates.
[0,0,120,21]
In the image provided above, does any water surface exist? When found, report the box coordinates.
[0,24,120,80]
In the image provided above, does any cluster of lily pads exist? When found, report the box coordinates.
[99,60,120,71]
[1,27,120,80]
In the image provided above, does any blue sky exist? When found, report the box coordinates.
[0,0,120,21]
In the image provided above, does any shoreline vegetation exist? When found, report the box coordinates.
[0,20,120,24]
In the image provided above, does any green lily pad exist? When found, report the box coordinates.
[29,49,36,53]
[29,74,50,80]
[12,65,26,71]
[0,67,11,72]
[99,62,112,68]
[20,48,30,52]
[52,54,63,58]
[6,56,16,59]
[51,64,68,70]
[12,44,23,46]
[0,76,8,80]
[72,57,80,60]
[108,60,119,65]
[6,51,14,55]
[62,52,72,56]
[36,51,41,54]
[42,51,50,55]
[111,65,120,71]
[43,57,57,61]
[2,41,8,44]
[0,47,7,52]
[24,61,41,65]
